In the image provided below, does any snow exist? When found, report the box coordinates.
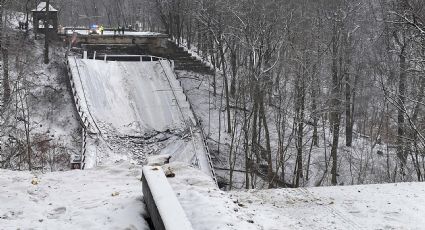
[165,162,259,230]
[142,166,193,230]
[1,157,423,229]
[70,59,185,135]
[68,57,215,182]
[147,154,171,166]
[166,162,425,230]
[231,183,425,229]
[32,2,58,12]
[0,161,149,230]
[65,30,164,36]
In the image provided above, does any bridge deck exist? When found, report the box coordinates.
[67,57,216,181]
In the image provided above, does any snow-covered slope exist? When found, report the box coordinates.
[166,162,425,230]
[1,160,423,230]
[0,161,148,230]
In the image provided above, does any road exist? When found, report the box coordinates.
[67,57,215,180]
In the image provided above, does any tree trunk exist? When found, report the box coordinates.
[345,40,353,147]
[397,47,407,173]
[218,38,232,133]
[295,78,305,187]
[1,1,10,106]
[230,42,237,98]
[259,93,273,188]
[44,0,50,64]
[250,84,259,188]
[330,21,341,186]
[2,37,10,106]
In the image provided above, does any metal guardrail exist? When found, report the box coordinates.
[67,57,91,169]
[100,54,167,62]
[159,61,218,185]
[169,38,215,72]
[182,84,218,185]
[83,52,169,63]
[169,41,219,183]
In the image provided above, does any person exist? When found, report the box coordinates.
[121,25,125,35]
[117,25,121,35]
[99,25,104,35]
[113,26,117,35]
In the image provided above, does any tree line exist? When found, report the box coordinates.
[151,0,425,188]
[2,0,425,187]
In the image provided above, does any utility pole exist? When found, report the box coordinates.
[44,0,50,64]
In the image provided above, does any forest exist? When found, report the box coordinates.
[1,0,425,189]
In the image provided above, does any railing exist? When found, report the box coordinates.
[67,57,92,169]
[159,60,218,185]
[182,84,218,185]
[169,38,215,72]
[101,54,167,62]
[83,53,169,63]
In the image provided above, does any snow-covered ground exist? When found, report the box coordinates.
[0,161,149,230]
[64,29,164,36]
[1,159,423,230]
[167,162,425,230]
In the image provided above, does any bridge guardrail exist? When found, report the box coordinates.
[67,57,91,169]
[159,61,218,185]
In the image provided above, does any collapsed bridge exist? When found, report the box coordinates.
[66,54,216,183]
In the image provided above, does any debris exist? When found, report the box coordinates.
[164,167,175,178]
[31,177,39,185]
[111,191,120,197]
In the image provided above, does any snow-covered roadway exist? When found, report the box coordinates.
[69,59,186,135]
[67,57,215,180]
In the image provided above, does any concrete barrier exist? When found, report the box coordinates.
[142,166,193,230]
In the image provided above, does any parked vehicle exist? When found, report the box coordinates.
[89,24,99,35]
